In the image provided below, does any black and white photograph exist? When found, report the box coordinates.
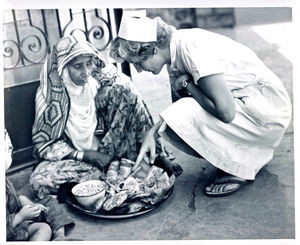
[1,0,298,244]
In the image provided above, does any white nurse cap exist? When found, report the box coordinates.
[118,10,157,42]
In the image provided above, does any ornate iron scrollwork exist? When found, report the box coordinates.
[21,33,48,64]
[3,9,113,72]
[3,40,21,69]
[87,16,111,51]
[3,10,49,71]
[63,9,112,51]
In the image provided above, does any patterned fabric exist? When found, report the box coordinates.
[94,73,156,160]
[30,36,164,198]
[30,73,158,199]
[31,160,103,199]
[32,35,108,158]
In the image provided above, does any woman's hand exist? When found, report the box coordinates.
[171,74,192,92]
[95,86,111,109]
[83,150,111,170]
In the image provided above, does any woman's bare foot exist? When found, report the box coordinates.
[155,155,183,177]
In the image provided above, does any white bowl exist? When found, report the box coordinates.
[72,180,106,209]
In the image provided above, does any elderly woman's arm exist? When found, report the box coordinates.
[81,150,111,170]
[38,140,110,170]
[34,140,73,161]
[37,140,73,161]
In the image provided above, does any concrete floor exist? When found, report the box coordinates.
[7,22,295,244]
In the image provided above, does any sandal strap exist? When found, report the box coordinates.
[214,175,249,185]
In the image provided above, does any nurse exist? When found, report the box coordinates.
[110,13,292,197]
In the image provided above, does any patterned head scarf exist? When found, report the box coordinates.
[32,35,117,157]
[55,35,103,76]
[40,35,105,104]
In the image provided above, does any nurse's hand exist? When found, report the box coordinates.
[171,74,192,92]
[133,121,163,171]
[133,131,156,171]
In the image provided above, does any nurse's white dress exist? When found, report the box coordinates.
[159,28,292,180]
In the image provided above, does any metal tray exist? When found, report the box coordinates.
[65,185,174,219]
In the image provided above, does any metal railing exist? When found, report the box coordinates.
[3,9,118,87]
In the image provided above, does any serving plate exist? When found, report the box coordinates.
[65,185,174,219]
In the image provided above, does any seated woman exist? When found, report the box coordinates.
[30,35,182,199]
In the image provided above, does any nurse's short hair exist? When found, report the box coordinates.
[110,17,176,64]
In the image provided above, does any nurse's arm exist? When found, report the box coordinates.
[186,73,236,123]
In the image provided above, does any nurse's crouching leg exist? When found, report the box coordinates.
[164,124,250,197]
[165,125,202,158]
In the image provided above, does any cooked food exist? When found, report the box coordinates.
[74,158,175,215]
[143,166,164,186]
[120,158,135,166]
[106,160,120,182]
[128,201,145,213]
[156,172,171,189]
[108,160,120,171]
[93,196,108,212]
[131,159,151,179]
[73,181,106,197]
[103,191,128,211]
[119,176,145,197]
[119,165,131,179]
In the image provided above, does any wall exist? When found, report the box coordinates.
[234,7,292,26]
[147,8,235,29]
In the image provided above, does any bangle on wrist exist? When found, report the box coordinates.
[77,151,84,161]
[72,150,78,159]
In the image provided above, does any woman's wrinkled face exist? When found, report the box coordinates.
[67,55,93,86]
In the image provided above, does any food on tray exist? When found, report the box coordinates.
[131,159,151,179]
[119,158,134,179]
[157,172,171,189]
[120,158,135,166]
[71,180,107,209]
[106,160,119,182]
[74,158,175,215]
[118,176,145,197]
[103,191,128,211]
[93,196,108,212]
[144,166,164,186]
[72,180,106,197]
[128,201,145,213]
